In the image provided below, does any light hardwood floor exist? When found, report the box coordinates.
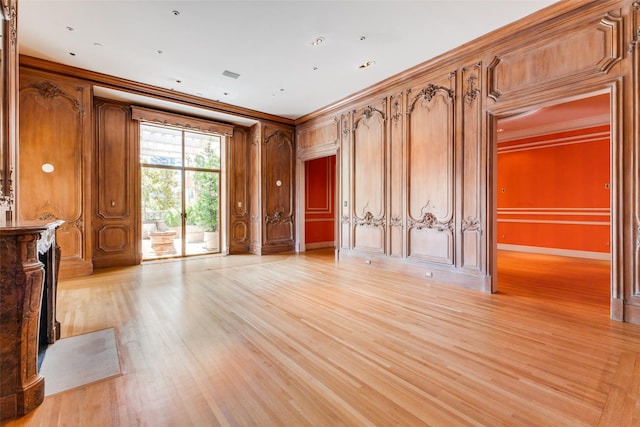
[3,250,640,426]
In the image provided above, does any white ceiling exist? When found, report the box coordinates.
[18,0,557,122]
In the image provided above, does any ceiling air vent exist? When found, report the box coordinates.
[222,70,240,79]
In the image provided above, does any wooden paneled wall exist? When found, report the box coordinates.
[92,98,140,267]
[18,69,93,278]
[249,122,296,255]
[296,0,640,322]
[228,127,250,254]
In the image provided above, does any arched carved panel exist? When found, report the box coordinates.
[406,77,455,264]
[95,100,131,220]
[263,126,294,245]
[352,101,386,253]
[18,70,92,276]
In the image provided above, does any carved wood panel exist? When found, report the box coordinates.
[633,1,640,300]
[92,98,139,267]
[248,124,261,253]
[18,69,92,277]
[263,125,294,247]
[389,92,404,258]
[229,127,249,253]
[352,101,386,254]
[406,75,455,264]
[488,11,623,101]
[460,64,483,271]
[340,112,352,250]
[296,116,339,158]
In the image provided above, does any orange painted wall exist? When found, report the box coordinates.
[305,156,336,244]
[497,124,610,254]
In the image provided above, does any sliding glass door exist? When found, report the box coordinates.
[140,123,221,260]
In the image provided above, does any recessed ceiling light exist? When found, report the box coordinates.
[311,37,325,46]
[358,60,375,69]
[360,36,366,41]
[175,79,182,84]
[280,88,285,92]
[223,92,230,96]
[157,49,163,54]
[66,26,74,32]
[172,10,180,16]
[313,66,319,71]
[69,52,76,56]
[93,42,103,47]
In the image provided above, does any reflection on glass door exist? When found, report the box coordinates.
[140,123,221,260]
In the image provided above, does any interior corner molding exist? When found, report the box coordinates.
[131,105,234,136]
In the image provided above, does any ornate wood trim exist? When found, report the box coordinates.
[406,84,454,113]
[354,210,386,228]
[461,217,481,233]
[26,80,83,112]
[131,105,234,135]
[265,210,293,225]
[631,1,640,53]
[408,203,454,232]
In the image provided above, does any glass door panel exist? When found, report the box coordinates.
[185,170,220,255]
[141,167,182,260]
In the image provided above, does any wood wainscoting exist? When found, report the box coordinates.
[6,250,640,426]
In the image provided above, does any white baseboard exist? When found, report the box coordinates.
[497,244,610,260]
[305,241,335,250]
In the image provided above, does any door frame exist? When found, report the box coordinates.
[487,82,621,320]
[296,146,340,258]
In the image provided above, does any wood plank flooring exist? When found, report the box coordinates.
[3,249,640,426]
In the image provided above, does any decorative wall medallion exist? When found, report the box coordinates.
[390,216,402,227]
[28,81,83,112]
[265,210,293,225]
[407,83,454,113]
[354,210,385,228]
[341,215,350,224]
[461,216,481,233]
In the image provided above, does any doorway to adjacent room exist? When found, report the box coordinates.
[493,92,612,314]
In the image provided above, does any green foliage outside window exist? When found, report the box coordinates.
[190,143,219,232]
